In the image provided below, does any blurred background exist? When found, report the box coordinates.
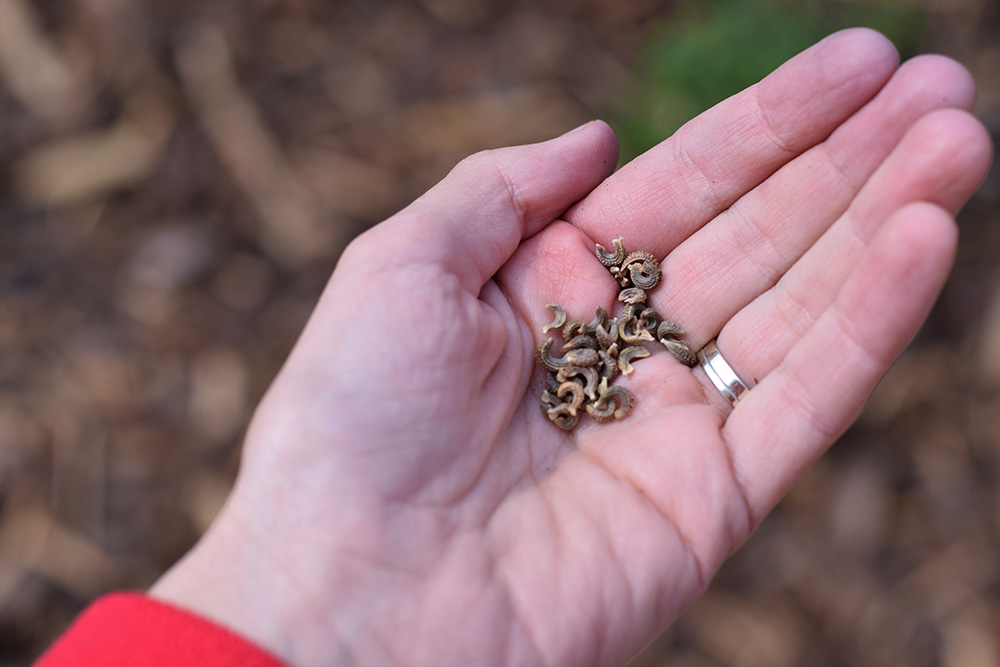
[0,0,997,664]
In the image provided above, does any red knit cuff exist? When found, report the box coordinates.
[33,592,289,667]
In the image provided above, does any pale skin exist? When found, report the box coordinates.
[151,29,992,666]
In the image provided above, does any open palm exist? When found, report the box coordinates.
[152,29,992,667]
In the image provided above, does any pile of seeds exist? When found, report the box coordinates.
[537,237,696,431]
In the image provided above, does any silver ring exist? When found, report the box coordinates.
[698,340,751,407]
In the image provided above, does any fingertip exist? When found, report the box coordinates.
[819,27,900,73]
[594,119,621,168]
[561,118,611,138]
[758,27,899,153]
[954,110,996,186]
[360,117,623,293]
[906,108,994,207]
[845,201,958,353]
[853,107,994,225]
[896,54,978,110]
[587,118,619,149]
[555,119,620,176]
[882,200,958,269]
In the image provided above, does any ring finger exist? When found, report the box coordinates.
[644,55,976,353]
[711,107,990,399]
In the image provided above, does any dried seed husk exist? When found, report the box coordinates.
[556,382,586,414]
[536,338,568,372]
[562,335,598,351]
[618,287,647,305]
[619,317,655,344]
[657,320,685,338]
[638,308,660,333]
[596,237,626,267]
[547,403,579,430]
[542,304,567,333]
[563,348,600,367]
[602,385,633,420]
[659,337,697,367]
[622,302,642,321]
[623,251,661,290]
[597,349,619,383]
[617,345,651,375]
[610,265,630,288]
[587,384,633,421]
[585,399,616,422]
[584,306,609,334]
[557,365,599,400]
[562,320,587,340]
[540,389,561,411]
[595,320,619,351]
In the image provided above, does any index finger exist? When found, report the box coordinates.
[565,28,900,255]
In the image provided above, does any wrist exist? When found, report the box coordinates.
[148,501,351,667]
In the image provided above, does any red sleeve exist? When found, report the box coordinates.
[33,592,289,667]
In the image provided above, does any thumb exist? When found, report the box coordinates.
[359,120,619,293]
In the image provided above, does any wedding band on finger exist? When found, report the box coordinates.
[698,340,752,407]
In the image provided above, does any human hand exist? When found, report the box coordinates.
[150,29,992,667]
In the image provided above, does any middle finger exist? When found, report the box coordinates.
[647,55,976,348]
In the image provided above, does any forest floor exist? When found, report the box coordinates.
[0,0,998,665]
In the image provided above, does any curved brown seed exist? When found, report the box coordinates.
[629,263,660,290]
[598,350,619,383]
[557,365,600,400]
[595,320,619,350]
[660,338,697,367]
[544,373,562,395]
[619,317,654,345]
[585,400,616,422]
[602,385,634,420]
[657,320,685,338]
[618,287,647,305]
[542,304,567,333]
[547,403,579,431]
[609,265,630,288]
[617,345,651,375]
[540,389,561,410]
[623,251,661,290]
[556,381,586,413]
[584,306,609,334]
[587,384,633,422]
[562,320,586,340]
[622,250,656,265]
[536,338,568,372]
[563,348,600,367]
[638,308,660,333]
[596,237,626,267]
[563,335,598,351]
